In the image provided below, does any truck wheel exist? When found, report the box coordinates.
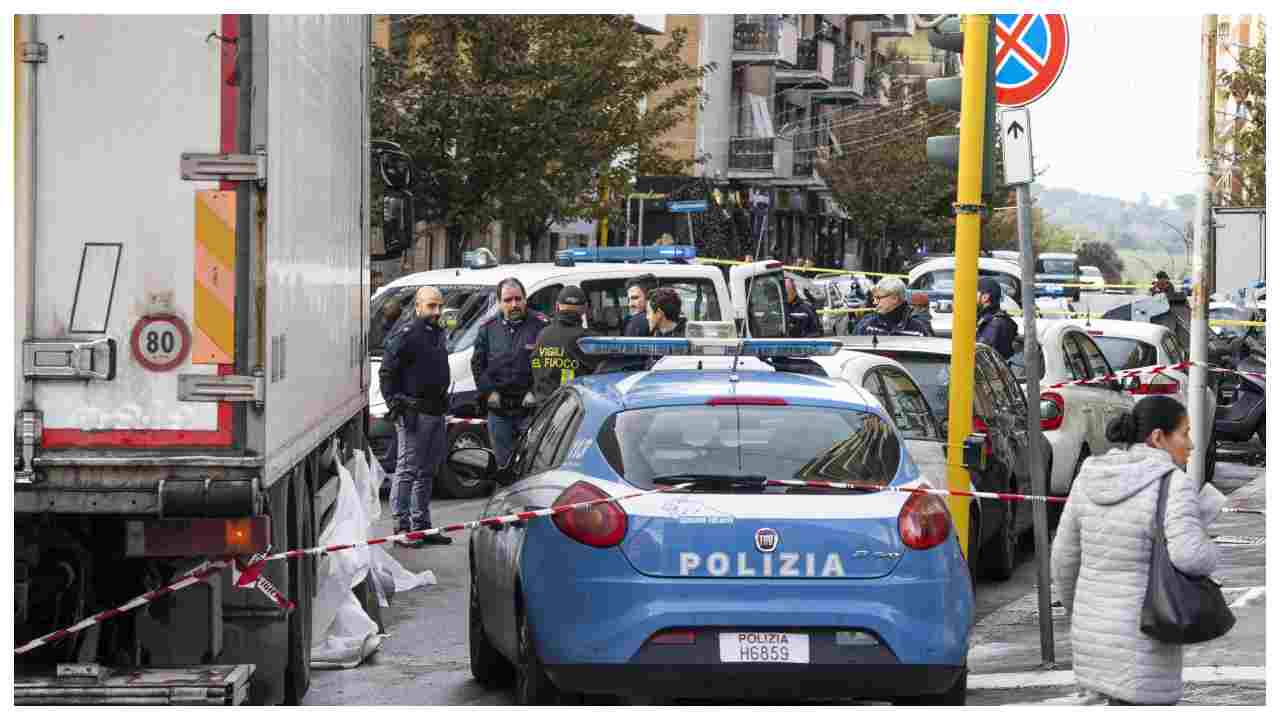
[284,469,315,705]
[438,424,492,499]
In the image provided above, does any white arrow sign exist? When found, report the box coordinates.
[1000,108,1034,185]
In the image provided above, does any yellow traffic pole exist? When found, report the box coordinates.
[943,14,991,561]
[598,185,610,247]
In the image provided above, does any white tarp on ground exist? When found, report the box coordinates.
[311,445,436,669]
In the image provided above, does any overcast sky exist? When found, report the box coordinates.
[1023,15,1204,205]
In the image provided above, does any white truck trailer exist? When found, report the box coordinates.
[14,15,371,705]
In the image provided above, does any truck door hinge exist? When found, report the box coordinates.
[181,151,266,186]
[178,370,265,409]
[23,337,117,381]
[21,42,48,63]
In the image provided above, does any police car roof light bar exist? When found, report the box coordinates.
[555,244,697,267]
[576,337,842,358]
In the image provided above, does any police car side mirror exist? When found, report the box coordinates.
[448,447,497,481]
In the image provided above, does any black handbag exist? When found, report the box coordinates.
[1139,471,1236,644]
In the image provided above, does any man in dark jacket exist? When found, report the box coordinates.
[471,277,549,468]
[623,273,657,336]
[854,277,933,337]
[976,277,1018,360]
[380,286,453,547]
[784,276,821,337]
[647,286,687,338]
[531,285,597,404]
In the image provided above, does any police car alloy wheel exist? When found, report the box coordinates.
[439,426,492,499]
[469,557,514,688]
[516,608,561,705]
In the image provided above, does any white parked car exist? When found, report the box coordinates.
[1008,321,1135,501]
[1080,318,1215,483]
[907,257,1026,338]
[1079,265,1105,291]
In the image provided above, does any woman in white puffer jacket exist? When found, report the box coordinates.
[1052,395,1225,705]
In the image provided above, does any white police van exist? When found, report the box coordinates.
[368,245,788,498]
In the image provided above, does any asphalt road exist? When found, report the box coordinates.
[305,431,1262,707]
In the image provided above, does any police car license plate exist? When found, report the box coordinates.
[719,632,809,664]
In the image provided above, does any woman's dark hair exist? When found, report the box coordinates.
[1105,395,1188,445]
[648,286,682,321]
[496,277,526,299]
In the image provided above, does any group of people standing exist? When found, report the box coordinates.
[377,273,690,547]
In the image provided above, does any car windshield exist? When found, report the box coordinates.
[368,284,490,356]
[1038,259,1077,275]
[1092,336,1157,371]
[1210,306,1254,338]
[597,405,901,490]
[1081,267,1103,277]
[917,270,1021,307]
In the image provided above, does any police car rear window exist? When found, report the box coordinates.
[597,405,901,490]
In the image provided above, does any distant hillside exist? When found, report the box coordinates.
[1030,184,1194,259]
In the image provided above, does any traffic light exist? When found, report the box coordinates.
[925,16,997,197]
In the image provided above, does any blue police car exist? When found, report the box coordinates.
[447,329,976,705]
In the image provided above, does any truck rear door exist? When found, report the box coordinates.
[29,15,237,451]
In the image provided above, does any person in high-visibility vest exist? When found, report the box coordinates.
[530,285,597,406]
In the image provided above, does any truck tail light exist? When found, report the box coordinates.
[1040,392,1065,431]
[125,517,271,558]
[552,481,627,548]
[898,489,952,551]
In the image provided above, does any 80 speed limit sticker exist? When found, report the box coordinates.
[131,314,192,371]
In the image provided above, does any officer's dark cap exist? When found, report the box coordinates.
[977,277,1003,304]
[557,285,588,306]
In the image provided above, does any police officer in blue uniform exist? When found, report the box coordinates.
[471,277,549,468]
[380,286,453,547]
[784,276,821,337]
[976,276,1018,360]
[853,276,934,337]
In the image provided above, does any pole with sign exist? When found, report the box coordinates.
[1002,106,1055,666]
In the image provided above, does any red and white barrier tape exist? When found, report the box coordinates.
[761,479,1068,504]
[15,560,233,656]
[14,482,689,656]
[1040,361,1263,391]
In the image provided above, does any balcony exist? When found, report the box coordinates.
[728,136,794,179]
[778,35,835,88]
[812,46,865,103]
[870,14,914,39]
[733,15,798,65]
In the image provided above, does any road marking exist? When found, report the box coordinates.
[970,666,1267,690]
[1229,586,1266,609]
[1214,535,1266,546]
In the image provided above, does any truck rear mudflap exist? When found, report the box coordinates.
[15,663,254,706]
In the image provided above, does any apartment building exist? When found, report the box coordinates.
[643,14,953,268]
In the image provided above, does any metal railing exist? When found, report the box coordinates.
[729,136,775,172]
[795,36,819,71]
[734,15,780,53]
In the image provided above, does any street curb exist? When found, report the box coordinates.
[969,665,1267,690]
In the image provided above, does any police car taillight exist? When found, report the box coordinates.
[551,481,627,548]
[897,490,952,551]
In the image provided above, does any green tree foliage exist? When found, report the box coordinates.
[1077,240,1126,284]
[1218,29,1265,205]
[370,15,709,263]
[817,79,960,249]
